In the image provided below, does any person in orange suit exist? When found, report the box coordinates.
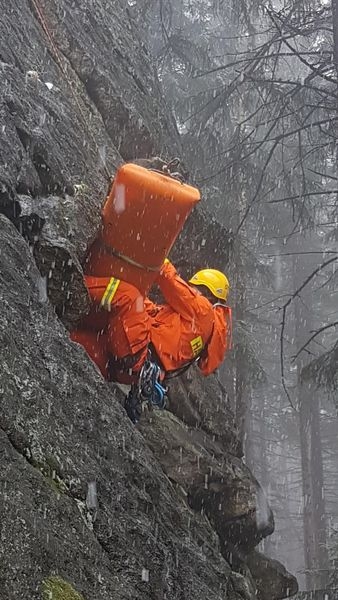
[71,261,232,393]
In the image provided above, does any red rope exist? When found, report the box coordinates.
[30,0,114,181]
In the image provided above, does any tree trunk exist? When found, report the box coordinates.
[298,376,317,590]
[310,395,329,588]
[234,267,249,447]
[244,394,255,472]
[294,253,328,590]
[332,0,338,76]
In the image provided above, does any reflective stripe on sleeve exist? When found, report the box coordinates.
[100,277,120,311]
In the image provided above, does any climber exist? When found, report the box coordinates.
[70,160,231,422]
[71,260,232,421]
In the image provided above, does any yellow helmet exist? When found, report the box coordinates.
[189,269,229,301]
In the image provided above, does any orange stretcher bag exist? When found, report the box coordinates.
[86,163,200,295]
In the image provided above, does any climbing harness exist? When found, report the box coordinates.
[163,358,200,380]
[101,242,162,273]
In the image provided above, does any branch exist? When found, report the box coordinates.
[279,256,338,405]
[307,168,338,181]
[195,51,333,78]
[258,117,338,144]
[293,321,338,361]
[285,257,338,307]
[235,139,279,235]
[234,110,334,232]
[159,0,170,42]
[247,76,338,100]
[191,19,300,129]
[268,190,338,204]
[267,6,338,85]
[265,251,338,256]
[280,303,297,410]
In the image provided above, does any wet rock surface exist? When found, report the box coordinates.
[0,0,179,325]
[246,551,299,600]
[0,216,232,600]
[139,409,274,558]
[0,0,231,326]
[171,207,232,277]
[0,2,297,598]
[166,367,241,455]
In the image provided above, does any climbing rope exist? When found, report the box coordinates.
[30,3,189,190]
[30,0,115,182]
[149,157,188,184]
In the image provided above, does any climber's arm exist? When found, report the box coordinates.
[157,260,202,320]
[198,307,232,375]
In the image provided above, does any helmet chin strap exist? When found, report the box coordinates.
[213,301,227,308]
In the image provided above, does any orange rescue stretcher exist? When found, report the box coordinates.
[85,163,200,295]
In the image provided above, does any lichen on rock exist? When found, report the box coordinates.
[42,576,85,600]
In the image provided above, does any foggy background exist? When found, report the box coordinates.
[127,0,338,591]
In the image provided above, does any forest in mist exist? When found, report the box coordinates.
[127,0,338,591]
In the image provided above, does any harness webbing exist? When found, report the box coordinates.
[102,242,162,273]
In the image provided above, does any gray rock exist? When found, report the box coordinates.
[0,35,119,323]
[0,1,297,597]
[246,551,299,600]
[171,207,232,277]
[0,1,231,327]
[0,0,181,325]
[166,366,241,456]
[139,410,274,556]
[0,216,234,599]
[229,572,257,600]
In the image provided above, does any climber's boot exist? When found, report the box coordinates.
[124,384,142,424]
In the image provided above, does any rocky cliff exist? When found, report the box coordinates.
[0,1,298,599]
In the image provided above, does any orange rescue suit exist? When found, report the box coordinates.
[71,261,231,384]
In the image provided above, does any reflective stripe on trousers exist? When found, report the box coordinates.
[100,277,120,310]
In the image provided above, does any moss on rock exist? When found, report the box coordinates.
[42,576,85,600]
[31,457,67,495]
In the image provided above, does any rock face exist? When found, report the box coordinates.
[0,215,231,600]
[0,0,231,326]
[0,2,297,599]
[246,551,299,600]
[0,0,179,326]
[139,375,274,563]
[171,208,232,278]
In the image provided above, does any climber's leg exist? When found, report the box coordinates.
[106,281,150,383]
[70,329,110,379]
